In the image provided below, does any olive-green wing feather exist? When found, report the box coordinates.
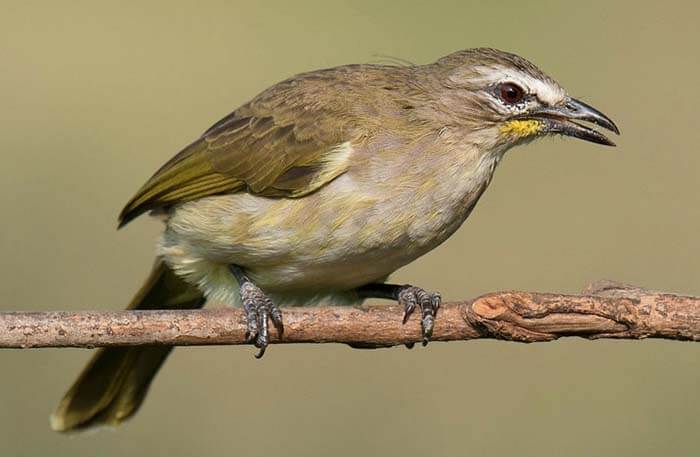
[118,76,358,227]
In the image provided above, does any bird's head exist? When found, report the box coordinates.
[422,48,619,150]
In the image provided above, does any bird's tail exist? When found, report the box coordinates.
[50,259,204,432]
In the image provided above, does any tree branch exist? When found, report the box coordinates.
[1,281,698,349]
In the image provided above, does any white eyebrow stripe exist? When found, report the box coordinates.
[472,66,566,106]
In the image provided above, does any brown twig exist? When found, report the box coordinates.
[1,281,698,349]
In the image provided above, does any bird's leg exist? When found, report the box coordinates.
[357,283,441,346]
[229,265,283,358]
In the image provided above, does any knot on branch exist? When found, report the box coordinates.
[464,282,700,342]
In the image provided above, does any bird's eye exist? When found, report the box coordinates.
[497,82,526,105]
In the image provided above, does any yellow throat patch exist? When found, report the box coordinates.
[500,119,543,138]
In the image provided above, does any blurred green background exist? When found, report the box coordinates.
[1,1,698,456]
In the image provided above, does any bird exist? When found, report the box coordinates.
[50,47,618,432]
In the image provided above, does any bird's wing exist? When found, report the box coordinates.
[118,81,357,227]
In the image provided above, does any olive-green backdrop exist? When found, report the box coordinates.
[1,1,698,456]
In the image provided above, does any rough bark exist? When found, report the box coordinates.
[1,281,698,349]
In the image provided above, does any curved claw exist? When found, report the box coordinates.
[268,301,284,337]
[400,289,418,325]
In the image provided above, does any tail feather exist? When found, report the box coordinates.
[50,260,204,432]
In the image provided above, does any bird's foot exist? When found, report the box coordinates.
[398,286,441,345]
[231,265,283,358]
[356,282,442,346]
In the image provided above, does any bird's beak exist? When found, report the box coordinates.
[526,97,620,146]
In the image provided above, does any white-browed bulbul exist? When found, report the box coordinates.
[51,48,618,432]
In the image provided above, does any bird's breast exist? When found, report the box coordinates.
[364,148,501,257]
